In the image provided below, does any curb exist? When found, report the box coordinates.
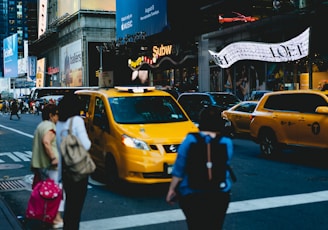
[0,196,24,230]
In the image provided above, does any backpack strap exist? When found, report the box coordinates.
[60,117,73,137]
[68,117,73,134]
[189,132,237,183]
[206,142,212,180]
[189,132,221,181]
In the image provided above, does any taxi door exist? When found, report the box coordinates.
[295,94,328,148]
[272,110,299,145]
[264,94,299,145]
[87,96,111,170]
[296,113,326,148]
[231,102,256,132]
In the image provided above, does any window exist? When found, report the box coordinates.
[94,97,109,131]
[78,94,91,116]
[296,94,328,113]
[264,94,296,111]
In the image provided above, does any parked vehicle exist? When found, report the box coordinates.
[76,86,198,186]
[248,90,272,101]
[250,90,328,156]
[222,101,258,136]
[29,86,99,101]
[177,92,241,125]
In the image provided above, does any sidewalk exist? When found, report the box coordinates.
[0,195,24,230]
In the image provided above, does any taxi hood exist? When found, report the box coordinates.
[117,121,199,143]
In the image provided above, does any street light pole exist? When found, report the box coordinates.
[98,45,103,87]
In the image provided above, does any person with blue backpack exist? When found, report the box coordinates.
[166,105,235,230]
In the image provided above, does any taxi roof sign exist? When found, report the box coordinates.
[115,86,156,93]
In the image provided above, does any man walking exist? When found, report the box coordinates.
[10,99,20,120]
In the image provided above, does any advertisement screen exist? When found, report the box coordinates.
[28,56,37,81]
[60,40,83,87]
[58,0,115,18]
[36,58,46,87]
[116,0,167,40]
[3,34,18,78]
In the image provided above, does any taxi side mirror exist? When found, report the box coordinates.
[315,106,328,114]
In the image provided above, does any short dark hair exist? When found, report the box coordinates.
[198,106,225,132]
[42,103,58,121]
[57,93,83,121]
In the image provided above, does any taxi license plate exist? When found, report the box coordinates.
[166,164,173,175]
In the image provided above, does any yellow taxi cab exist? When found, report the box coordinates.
[221,100,258,136]
[76,86,198,186]
[250,90,328,156]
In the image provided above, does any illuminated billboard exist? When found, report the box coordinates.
[116,0,167,40]
[58,0,115,18]
[60,40,83,87]
[209,27,310,68]
[3,34,18,78]
[28,56,37,81]
[36,58,46,87]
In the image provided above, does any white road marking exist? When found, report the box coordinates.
[79,190,328,229]
[0,151,32,162]
[0,124,34,138]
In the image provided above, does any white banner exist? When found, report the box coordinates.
[209,27,310,68]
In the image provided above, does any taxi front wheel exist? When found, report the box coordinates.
[105,154,120,188]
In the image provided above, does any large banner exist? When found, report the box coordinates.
[27,56,37,81]
[60,40,83,86]
[209,27,310,68]
[116,0,167,40]
[36,58,46,87]
[3,34,18,78]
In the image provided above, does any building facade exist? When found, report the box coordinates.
[0,0,37,77]
[27,0,116,88]
[14,0,328,98]
[198,1,328,95]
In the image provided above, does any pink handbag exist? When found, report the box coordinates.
[26,178,62,223]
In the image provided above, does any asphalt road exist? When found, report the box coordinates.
[1,112,328,230]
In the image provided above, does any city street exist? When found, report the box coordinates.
[1,113,328,229]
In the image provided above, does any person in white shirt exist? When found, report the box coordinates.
[56,93,91,230]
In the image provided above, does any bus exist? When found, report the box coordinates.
[29,86,99,101]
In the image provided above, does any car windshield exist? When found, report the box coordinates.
[210,93,240,108]
[109,96,188,124]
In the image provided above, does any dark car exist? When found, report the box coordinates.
[248,90,272,101]
[177,92,241,125]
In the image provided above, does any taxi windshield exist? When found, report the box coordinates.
[109,96,188,124]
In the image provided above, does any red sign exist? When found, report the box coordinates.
[47,66,60,75]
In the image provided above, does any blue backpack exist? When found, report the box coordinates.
[186,133,231,190]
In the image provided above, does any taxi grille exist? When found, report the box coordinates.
[163,144,179,153]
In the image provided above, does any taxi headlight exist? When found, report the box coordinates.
[121,134,150,151]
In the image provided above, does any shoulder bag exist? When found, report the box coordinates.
[60,117,96,182]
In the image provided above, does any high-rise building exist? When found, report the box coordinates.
[0,0,37,77]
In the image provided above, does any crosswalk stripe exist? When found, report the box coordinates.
[79,190,328,230]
